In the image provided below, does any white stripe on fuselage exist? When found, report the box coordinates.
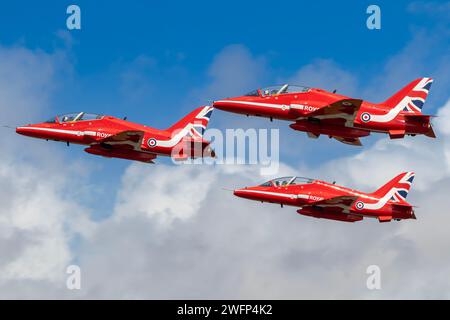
[369,98,409,123]
[216,100,313,111]
[17,127,98,137]
[20,125,197,150]
[239,184,404,211]
[155,124,195,148]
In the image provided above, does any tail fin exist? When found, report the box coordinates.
[166,106,214,139]
[383,77,433,114]
[371,172,415,203]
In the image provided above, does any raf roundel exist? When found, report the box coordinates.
[355,201,365,210]
[147,138,157,148]
[360,112,371,123]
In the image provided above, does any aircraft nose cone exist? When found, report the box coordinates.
[16,125,39,138]
[233,188,248,198]
[212,100,226,109]
[16,126,29,136]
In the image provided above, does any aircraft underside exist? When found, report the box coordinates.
[84,145,158,163]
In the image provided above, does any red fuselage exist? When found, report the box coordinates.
[16,109,214,163]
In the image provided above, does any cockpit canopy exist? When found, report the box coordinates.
[45,112,104,124]
[245,84,310,97]
[259,176,315,187]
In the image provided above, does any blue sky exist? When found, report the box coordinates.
[0,0,444,111]
[0,1,427,68]
[1,0,442,108]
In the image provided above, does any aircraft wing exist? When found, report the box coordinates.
[303,195,359,215]
[312,195,358,210]
[306,98,363,122]
[98,130,145,150]
[85,130,157,163]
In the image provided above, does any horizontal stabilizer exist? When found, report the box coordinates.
[403,114,433,122]
[378,216,392,223]
[307,98,363,117]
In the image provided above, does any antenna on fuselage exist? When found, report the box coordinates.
[332,89,337,93]
[123,116,127,120]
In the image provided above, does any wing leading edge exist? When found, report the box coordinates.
[306,99,363,121]
[294,98,367,146]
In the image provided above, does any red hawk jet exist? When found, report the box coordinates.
[16,106,215,163]
[214,78,434,146]
[233,172,416,223]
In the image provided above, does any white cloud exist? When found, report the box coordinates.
[113,164,217,227]
[287,59,359,97]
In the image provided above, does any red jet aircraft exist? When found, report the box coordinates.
[16,106,215,163]
[233,172,416,223]
[214,78,434,146]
